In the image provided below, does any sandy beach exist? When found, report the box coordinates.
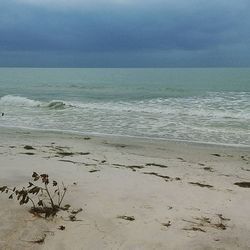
[0,127,250,250]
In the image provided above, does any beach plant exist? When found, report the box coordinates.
[0,172,68,218]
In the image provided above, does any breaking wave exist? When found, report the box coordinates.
[0,95,41,107]
[0,93,249,145]
[46,101,68,109]
[0,94,249,121]
[0,95,71,110]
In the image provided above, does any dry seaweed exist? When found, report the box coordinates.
[21,152,35,155]
[145,163,168,168]
[162,221,171,227]
[126,165,144,171]
[71,208,83,215]
[241,155,248,161]
[213,222,227,230]
[67,214,83,222]
[78,152,90,155]
[89,169,100,173]
[183,215,228,232]
[183,227,206,232]
[58,225,66,230]
[189,182,213,188]
[234,182,250,188]
[217,214,230,221]
[117,215,135,221]
[177,157,185,161]
[211,153,221,157]
[116,144,127,148]
[112,163,126,167]
[241,167,250,172]
[112,164,144,171]
[57,151,74,156]
[24,145,35,150]
[203,167,214,172]
[58,159,79,164]
[143,172,171,180]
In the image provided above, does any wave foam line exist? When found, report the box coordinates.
[0,95,41,107]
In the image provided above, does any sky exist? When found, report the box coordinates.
[0,0,250,67]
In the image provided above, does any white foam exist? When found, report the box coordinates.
[0,93,249,146]
[0,95,41,107]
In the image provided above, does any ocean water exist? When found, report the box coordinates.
[0,68,249,146]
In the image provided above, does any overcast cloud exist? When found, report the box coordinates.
[0,0,250,67]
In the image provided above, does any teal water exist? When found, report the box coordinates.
[0,68,249,145]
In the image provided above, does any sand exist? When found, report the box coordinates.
[0,127,250,250]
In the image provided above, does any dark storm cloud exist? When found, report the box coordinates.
[0,0,250,67]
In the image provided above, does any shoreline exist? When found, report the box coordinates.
[1,125,250,150]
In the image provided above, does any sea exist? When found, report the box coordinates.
[0,68,249,146]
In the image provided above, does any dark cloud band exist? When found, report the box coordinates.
[0,0,249,66]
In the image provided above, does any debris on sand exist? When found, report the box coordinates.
[78,152,90,155]
[198,163,205,166]
[126,165,144,171]
[203,167,214,172]
[177,157,186,161]
[183,215,228,232]
[24,145,35,150]
[234,182,250,188]
[117,215,135,221]
[241,167,250,172]
[217,214,230,221]
[112,164,144,171]
[57,151,74,156]
[189,182,213,189]
[146,163,168,168]
[143,172,171,180]
[183,227,206,232]
[211,153,221,157]
[21,152,35,155]
[58,225,66,230]
[162,221,171,227]
[89,169,100,173]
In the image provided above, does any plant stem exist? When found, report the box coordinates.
[59,183,67,207]
[57,189,61,206]
[29,197,36,208]
[44,183,55,209]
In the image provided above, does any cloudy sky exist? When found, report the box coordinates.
[0,0,250,67]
